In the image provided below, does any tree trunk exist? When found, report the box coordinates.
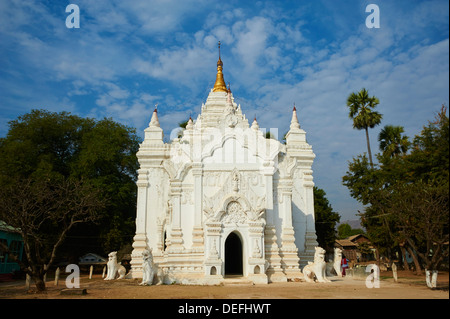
[365,127,374,168]
[30,264,47,292]
[425,269,432,288]
[431,270,438,288]
[375,247,380,265]
[400,246,409,271]
[33,275,46,292]
[406,245,422,275]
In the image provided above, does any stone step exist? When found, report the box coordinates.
[222,277,254,285]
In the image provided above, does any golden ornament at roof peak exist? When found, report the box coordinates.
[213,41,227,92]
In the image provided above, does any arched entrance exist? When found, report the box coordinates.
[224,232,243,276]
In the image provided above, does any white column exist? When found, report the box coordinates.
[278,178,302,279]
[192,162,204,249]
[264,174,274,225]
[303,169,318,262]
[131,168,149,278]
[279,178,293,228]
[169,180,183,250]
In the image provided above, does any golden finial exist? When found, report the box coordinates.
[213,41,227,92]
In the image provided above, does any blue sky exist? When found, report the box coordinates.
[1,0,449,222]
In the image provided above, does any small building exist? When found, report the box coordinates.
[0,221,24,276]
[335,234,376,264]
[347,234,370,245]
[335,239,358,262]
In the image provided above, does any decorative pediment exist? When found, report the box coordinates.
[203,169,265,224]
[222,201,247,224]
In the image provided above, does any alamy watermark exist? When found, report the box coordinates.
[365,264,380,288]
[65,4,379,30]
[65,4,80,29]
[366,4,380,29]
[65,264,80,288]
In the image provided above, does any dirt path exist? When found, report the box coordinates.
[1,271,448,299]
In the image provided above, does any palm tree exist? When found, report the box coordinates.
[347,88,383,167]
[378,125,410,158]
[177,119,189,138]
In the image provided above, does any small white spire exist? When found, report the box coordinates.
[149,105,160,127]
[227,84,232,105]
[290,104,300,130]
[251,116,259,131]
[225,83,235,114]
[186,116,194,130]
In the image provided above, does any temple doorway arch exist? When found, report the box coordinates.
[224,232,243,276]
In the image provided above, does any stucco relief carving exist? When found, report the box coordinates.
[181,187,194,205]
[222,201,246,224]
[203,169,266,224]
[278,153,297,178]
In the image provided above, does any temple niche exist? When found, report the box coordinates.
[130,47,318,285]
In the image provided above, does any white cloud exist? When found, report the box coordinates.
[132,44,216,90]
[0,0,448,221]
[233,16,271,68]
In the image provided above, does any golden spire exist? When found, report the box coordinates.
[213,41,227,92]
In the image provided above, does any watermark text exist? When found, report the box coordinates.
[65,4,80,29]
[366,4,380,28]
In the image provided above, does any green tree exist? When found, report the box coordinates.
[337,223,364,239]
[0,109,140,290]
[337,223,352,239]
[347,88,383,167]
[407,105,449,184]
[357,241,374,262]
[0,176,105,291]
[342,154,380,205]
[313,187,340,252]
[378,125,410,159]
[343,106,449,278]
[178,120,189,129]
[265,130,276,139]
[387,181,448,272]
[177,119,190,138]
[68,116,139,253]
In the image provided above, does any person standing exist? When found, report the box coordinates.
[341,256,349,276]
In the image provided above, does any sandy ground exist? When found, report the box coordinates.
[0,270,448,300]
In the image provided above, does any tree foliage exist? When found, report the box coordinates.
[389,181,448,271]
[313,187,340,252]
[337,223,364,239]
[378,125,410,159]
[343,105,449,273]
[0,109,140,290]
[0,176,105,291]
[346,88,383,167]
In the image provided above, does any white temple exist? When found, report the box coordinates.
[130,49,318,284]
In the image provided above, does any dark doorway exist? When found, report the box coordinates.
[225,232,243,276]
